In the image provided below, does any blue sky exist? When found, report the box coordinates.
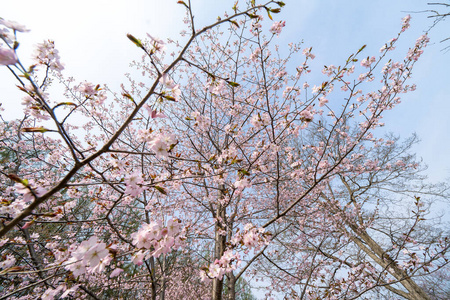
[279,1,450,184]
[1,0,449,181]
[1,1,449,298]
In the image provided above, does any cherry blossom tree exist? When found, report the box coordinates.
[0,1,448,299]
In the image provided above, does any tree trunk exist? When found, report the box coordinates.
[212,186,227,300]
[226,272,236,300]
[161,255,167,300]
[147,257,157,300]
[349,225,431,300]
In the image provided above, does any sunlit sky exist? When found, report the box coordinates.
[1,0,449,182]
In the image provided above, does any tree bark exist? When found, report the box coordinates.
[212,186,227,300]
[226,272,236,300]
[349,224,431,300]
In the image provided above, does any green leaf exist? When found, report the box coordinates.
[232,1,238,12]
[127,34,143,48]
[227,81,240,87]
[21,127,51,133]
[231,158,243,164]
[154,185,167,195]
[275,1,286,7]
[239,169,250,176]
[177,0,189,9]
[122,93,134,101]
[168,141,178,151]
[357,44,367,54]
[27,64,37,74]
[246,13,259,19]
[229,19,240,28]
[208,73,216,82]
[162,95,177,102]
[54,102,77,110]
[8,174,23,184]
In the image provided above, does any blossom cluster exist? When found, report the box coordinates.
[251,22,262,36]
[191,111,212,132]
[147,33,166,52]
[234,177,252,194]
[64,236,112,277]
[360,56,376,68]
[0,47,17,65]
[269,20,286,36]
[0,181,46,218]
[20,84,52,120]
[250,112,270,129]
[131,219,185,261]
[0,19,29,65]
[33,39,64,72]
[160,73,181,101]
[231,223,271,252]
[302,47,316,60]
[401,15,411,32]
[0,254,16,270]
[406,34,429,62]
[249,47,261,62]
[209,79,227,95]
[201,224,270,281]
[0,19,30,33]
[136,130,177,159]
[76,82,107,104]
[124,172,147,197]
[200,250,241,281]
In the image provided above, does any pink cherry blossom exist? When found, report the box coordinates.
[84,242,109,267]
[0,19,30,32]
[401,15,411,32]
[132,250,146,266]
[0,28,14,43]
[14,181,46,203]
[360,56,376,68]
[60,285,80,298]
[64,257,86,277]
[76,82,97,96]
[124,172,147,197]
[269,20,285,36]
[110,268,124,278]
[0,47,18,65]
[151,109,167,119]
[150,138,169,159]
[147,33,166,52]
[166,218,181,236]
[160,73,175,88]
[302,47,315,59]
[33,40,64,71]
[41,286,64,300]
[234,178,251,190]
